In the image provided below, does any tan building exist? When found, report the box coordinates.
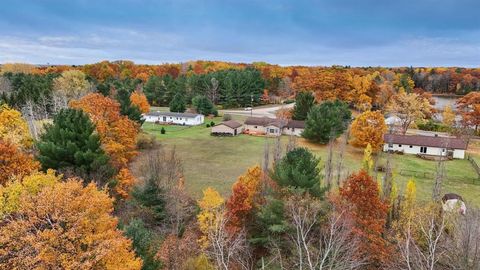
[211,120,244,136]
[244,117,305,137]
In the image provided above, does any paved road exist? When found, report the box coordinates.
[220,103,295,118]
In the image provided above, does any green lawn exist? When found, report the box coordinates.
[140,118,480,205]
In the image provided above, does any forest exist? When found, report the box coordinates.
[0,61,479,270]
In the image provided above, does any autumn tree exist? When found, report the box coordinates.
[0,63,36,74]
[302,100,351,144]
[271,147,324,196]
[114,168,136,199]
[339,170,389,267]
[385,89,432,134]
[0,179,142,269]
[292,91,315,120]
[0,104,32,148]
[225,166,263,233]
[349,74,374,111]
[457,91,480,132]
[70,93,139,169]
[36,108,112,181]
[53,70,93,103]
[130,91,151,114]
[350,110,387,151]
[116,87,144,124]
[169,92,187,113]
[442,104,456,127]
[197,187,225,248]
[0,140,40,186]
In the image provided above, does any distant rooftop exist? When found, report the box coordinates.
[384,134,468,150]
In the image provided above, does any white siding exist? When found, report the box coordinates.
[265,125,281,136]
[245,124,266,134]
[282,127,304,136]
[143,114,204,126]
[383,143,465,159]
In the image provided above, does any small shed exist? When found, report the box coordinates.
[211,120,244,136]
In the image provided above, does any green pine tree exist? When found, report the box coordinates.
[192,95,218,116]
[292,91,315,120]
[302,100,351,144]
[169,93,186,113]
[271,147,324,197]
[116,87,144,124]
[36,108,113,181]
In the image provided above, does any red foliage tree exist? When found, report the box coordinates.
[339,170,390,267]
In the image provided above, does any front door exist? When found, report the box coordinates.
[234,129,237,135]
[163,116,167,122]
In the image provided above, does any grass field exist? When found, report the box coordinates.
[140,115,480,205]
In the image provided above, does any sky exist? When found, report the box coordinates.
[0,0,479,67]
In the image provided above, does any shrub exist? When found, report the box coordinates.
[160,127,166,134]
[206,124,210,128]
[210,121,215,126]
[136,133,157,149]
[222,114,232,121]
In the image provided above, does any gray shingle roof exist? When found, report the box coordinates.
[384,134,468,150]
[216,120,243,129]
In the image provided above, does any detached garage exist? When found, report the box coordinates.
[211,120,244,136]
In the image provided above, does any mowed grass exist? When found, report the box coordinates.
[141,118,480,205]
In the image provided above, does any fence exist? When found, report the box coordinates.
[467,155,480,179]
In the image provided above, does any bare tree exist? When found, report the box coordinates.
[272,135,283,165]
[286,135,297,153]
[432,139,449,202]
[205,213,252,270]
[0,76,12,95]
[139,146,183,191]
[324,134,335,189]
[336,129,348,187]
[208,77,220,104]
[284,195,364,270]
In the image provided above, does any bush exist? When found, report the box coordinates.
[210,121,215,126]
[222,114,232,121]
[206,124,210,128]
[283,99,295,104]
[160,127,166,134]
[416,119,450,132]
[136,133,157,149]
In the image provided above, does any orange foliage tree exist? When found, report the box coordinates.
[0,141,40,186]
[114,168,137,199]
[350,110,387,152]
[225,166,263,233]
[70,93,139,169]
[0,179,142,269]
[130,91,151,114]
[457,92,480,132]
[339,170,390,267]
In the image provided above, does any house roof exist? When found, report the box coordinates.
[384,134,468,150]
[145,111,202,118]
[286,120,305,129]
[216,120,243,129]
[244,117,305,129]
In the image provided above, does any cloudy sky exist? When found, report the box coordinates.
[1,0,479,66]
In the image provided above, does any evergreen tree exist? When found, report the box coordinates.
[169,92,186,113]
[302,100,351,144]
[123,219,162,270]
[292,91,315,120]
[36,108,112,181]
[116,87,144,124]
[271,147,324,197]
[132,178,166,223]
[192,95,218,116]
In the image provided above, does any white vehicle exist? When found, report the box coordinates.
[244,107,252,111]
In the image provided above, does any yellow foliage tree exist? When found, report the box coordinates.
[53,70,93,101]
[0,140,40,186]
[442,104,456,126]
[197,187,224,248]
[350,110,387,151]
[0,63,37,74]
[362,143,374,172]
[385,90,432,134]
[0,179,142,269]
[130,91,150,114]
[0,105,32,148]
[0,170,60,216]
[349,74,374,111]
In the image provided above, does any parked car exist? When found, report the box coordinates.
[244,107,252,111]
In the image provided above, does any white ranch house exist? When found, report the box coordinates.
[143,111,204,126]
[383,134,468,159]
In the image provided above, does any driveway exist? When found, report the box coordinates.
[220,103,294,118]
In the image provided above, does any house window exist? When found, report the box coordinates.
[254,126,258,128]
[269,128,276,134]
[388,143,393,148]
[409,145,413,148]
[399,144,402,147]
[420,146,427,154]
[292,127,295,132]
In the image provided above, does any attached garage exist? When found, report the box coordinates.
[211,120,244,136]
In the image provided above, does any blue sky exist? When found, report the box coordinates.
[0,0,479,66]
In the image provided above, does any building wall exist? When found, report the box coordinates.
[245,124,266,134]
[211,124,234,135]
[265,125,281,136]
[383,143,465,159]
[283,127,304,136]
[143,114,204,126]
